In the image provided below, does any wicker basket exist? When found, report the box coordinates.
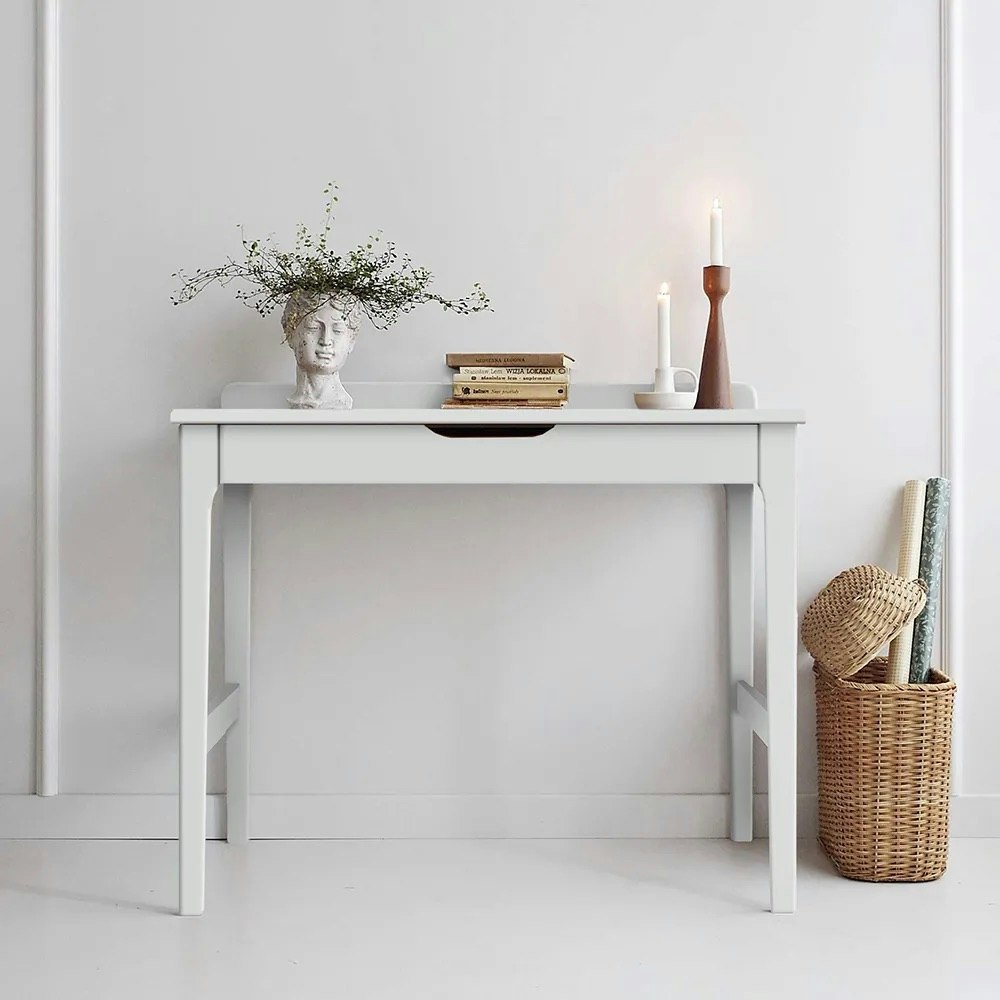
[814,657,955,882]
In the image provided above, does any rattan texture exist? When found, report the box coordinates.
[814,658,955,882]
[801,565,927,679]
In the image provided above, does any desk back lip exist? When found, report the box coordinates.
[171,381,805,425]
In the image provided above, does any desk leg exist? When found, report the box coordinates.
[224,485,252,844]
[760,425,797,914]
[179,425,218,916]
[725,484,754,843]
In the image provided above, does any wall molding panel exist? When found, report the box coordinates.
[24,1,980,834]
[941,0,964,794]
[34,0,60,797]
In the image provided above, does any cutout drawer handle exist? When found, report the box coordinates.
[424,424,554,438]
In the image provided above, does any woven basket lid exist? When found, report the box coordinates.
[801,564,927,678]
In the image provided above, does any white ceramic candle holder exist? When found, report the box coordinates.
[634,366,698,410]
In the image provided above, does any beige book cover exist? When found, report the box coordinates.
[456,367,569,382]
[441,398,566,409]
[446,353,574,369]
[453,381,568,400]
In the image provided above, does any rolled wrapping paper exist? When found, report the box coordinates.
[886,479,927,684]
[909,477,951,683]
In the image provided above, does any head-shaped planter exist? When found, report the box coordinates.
[282,290,361,409]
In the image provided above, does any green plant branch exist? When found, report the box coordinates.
[171,184,491,331]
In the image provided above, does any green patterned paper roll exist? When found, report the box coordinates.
[909,477,951,683]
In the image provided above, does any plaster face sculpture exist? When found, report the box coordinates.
[283,292,361,409]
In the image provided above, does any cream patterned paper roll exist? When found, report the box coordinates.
[886,479,927,684]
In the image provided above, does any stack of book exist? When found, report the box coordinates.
[442,353,574,408]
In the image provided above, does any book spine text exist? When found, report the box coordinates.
[452,381,568,400]
[455,368,568,382]
[446,353,571,368]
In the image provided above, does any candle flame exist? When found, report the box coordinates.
[659,282,671,295]
[712,197,721,210]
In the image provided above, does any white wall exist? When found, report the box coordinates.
[6,0,987,835]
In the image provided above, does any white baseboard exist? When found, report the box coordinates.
[0,792,996,840]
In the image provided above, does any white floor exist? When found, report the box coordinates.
[1,838,998,999]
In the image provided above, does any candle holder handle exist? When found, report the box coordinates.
[695,265,733,409]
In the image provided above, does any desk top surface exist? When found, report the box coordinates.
[171,382,805,426]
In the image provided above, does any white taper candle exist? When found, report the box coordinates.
[656,282,671,371]
[710,198,725,266]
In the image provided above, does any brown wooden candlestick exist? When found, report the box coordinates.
[695,265,733,409]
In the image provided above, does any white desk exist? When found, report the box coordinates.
[171,381,804,915]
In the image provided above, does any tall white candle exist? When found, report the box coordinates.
[710,197,725,266]
[656,282,671,370]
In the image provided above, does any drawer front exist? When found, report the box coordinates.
[220,424,758,485]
